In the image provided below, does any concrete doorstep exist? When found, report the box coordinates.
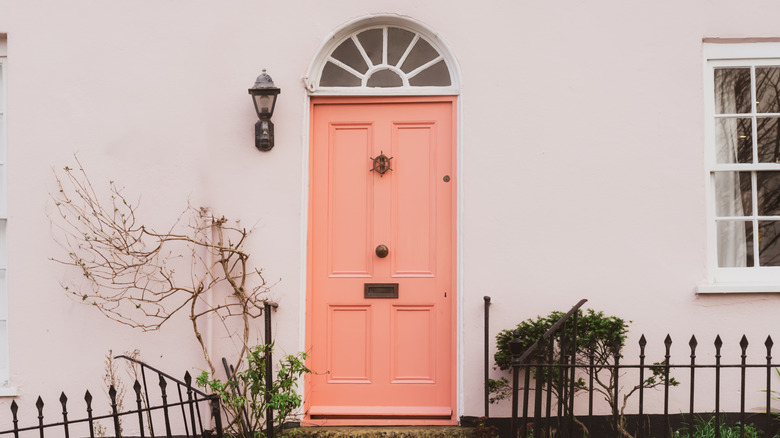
[289,426,475,437]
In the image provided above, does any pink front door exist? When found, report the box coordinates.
[307,96,456,423]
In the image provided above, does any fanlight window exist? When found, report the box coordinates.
[318,26,452,89]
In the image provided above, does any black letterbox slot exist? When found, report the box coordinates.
[364,283,399,299]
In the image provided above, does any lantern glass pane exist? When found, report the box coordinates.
[254,94,275,115]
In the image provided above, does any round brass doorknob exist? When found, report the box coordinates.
[375,244,389,258]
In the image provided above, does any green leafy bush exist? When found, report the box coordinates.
[197,344,309,438]
[493,309,627,371]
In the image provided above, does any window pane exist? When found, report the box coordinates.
[400,38,438,73]
[757,117,780,163]
[715,117,752,164]
[759,221,780,266]
[356,29,383,67]
[320,61,361,87]
[756,67,780,113]
[387,27,414,67]
[0,114,4,162]
[715,68,751,114]
[0,220,6,268]
[715,171,752,216]
[331,38,368,74]
[409,60,451,86]
[0,321,7,376]
[0,164,6,218]
[0,270,7,320]
[717,220,753,267]
[757,171,780,215]
[366,69,403,87]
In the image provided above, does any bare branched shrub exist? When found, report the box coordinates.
[51,158,271,373]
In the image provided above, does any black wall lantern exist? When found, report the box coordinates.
[248,69,281,151]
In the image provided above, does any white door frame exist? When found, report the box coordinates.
[297,12,465,418]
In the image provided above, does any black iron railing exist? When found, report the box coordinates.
[498,301,780,437]
[0,358,222,438]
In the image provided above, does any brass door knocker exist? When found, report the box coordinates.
[370,151,393,177]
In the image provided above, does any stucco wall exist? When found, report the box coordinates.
[0,0,778,424]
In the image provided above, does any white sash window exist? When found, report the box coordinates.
[701,43,780,292]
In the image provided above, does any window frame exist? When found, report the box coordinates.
[700,42,780,293]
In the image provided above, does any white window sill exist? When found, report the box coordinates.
[697,283,780,294]
[0,386,18,397]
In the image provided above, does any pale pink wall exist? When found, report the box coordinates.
[0,0,778,424]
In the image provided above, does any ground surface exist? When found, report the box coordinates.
[290,426,474,437]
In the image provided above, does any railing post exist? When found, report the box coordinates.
[689,335,697,421]
[483,296,491,419]
[546,334,555,434]
[211,394,224,438]
[264,301,275,438]
[185,372,197,438]
[60,392,70,438]
[766,336,774,437]
[663,335,672,438]
[133,381,146,438]
[36,396,45,438]
[522,363,531,438]
[714,335,723,438]
[739,335,749,438]
[509,329,522,438]
[85,391,95,438]
[638,335,647,438]
[567,310,579,437]
[109,386,121,438]
[10,400,18,438]
[555,325,564,433]
[612,338,620,438]
[159,375,172,438]
[588,338,595,438]
[533,342,544,438]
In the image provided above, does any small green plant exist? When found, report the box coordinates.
[197,343,309,438]
[674,415,763,438]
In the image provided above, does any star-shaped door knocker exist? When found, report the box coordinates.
[370,151,393,177]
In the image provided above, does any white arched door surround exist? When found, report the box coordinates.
[305,14,461,96]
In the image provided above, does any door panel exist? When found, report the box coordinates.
[327,305,372,382]
[308,97,455,422]
[327,124,373,277]
[392,123,437,276]
[391,305,435,382]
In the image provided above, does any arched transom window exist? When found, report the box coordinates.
[307,20,458,94]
